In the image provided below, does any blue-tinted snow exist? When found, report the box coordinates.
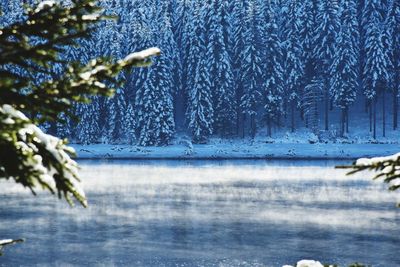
[71,142,400,160]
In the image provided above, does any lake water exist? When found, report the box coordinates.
[1,160,399,267]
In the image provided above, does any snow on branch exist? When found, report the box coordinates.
[0,105,87,207]
[120,47,161,66]
[35,0,56,13]
[0,239,24,255]
[338,153,400,206]
[283,259,325,267]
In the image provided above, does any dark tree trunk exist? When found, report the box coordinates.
[383,90,386,137]
[324,83,329,131]
[267,117,272,137]
[345,106,349,134]
[291,100,295,133]
[236,82,243,136]
[313,95,319,133]
[277,114,281,128]
[284,99,289,120]
[242,113,246,139]
[235,101,242,137]
[394,85,399,130]
[373,97,377,139]
[369,100,372,132]
[173,94,177,126]
[341,108,345,137]
[250,113,256,139]
[236,112,240,136]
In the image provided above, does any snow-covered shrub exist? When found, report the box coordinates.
[283,260,367,267]
[283,259,325,267]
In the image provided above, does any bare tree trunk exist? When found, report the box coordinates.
[267,117,272,137]
[242,113,246,139]
[236,83,243,137]
[393,87,398,130]
[369,100,372,132]
[373,97,377,139]
[346,106,349,134]
[250,113,256,139]
[277,114,281,128]
[324,83,329,131]
[236,111,240,136]
[341,108,345,137]
[313,92,319,133]
[383,90,386,137]
[291,100,295,133]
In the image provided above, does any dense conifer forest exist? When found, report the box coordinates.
[2,0,400,145]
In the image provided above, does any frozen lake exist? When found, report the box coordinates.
[1,160,399,266]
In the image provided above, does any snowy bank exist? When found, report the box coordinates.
[71,142,400,160]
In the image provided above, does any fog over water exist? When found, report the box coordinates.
[1,160,399,266]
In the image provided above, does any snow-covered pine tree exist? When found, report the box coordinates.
[99,25,130,143]
[330,0,359,137]
[186,5,214,144]
[283,0,305,133]
[104,88,129,143]
[388,0,400,130]
[136,5,175,146]
[302,78,324,134]
[133,2,157,139]
[54,22,99,144]
[228,0,246,136]
[263,5,285,137]
[153,5,176,145]
[117,0,149,104]
[0,0,24,26]
[314,0,340,131]
[187,60,214,143]
[240,0,263,138]
[137,61,175,146]
[123,102,136,144]
[156,3,178,106]
[207,0,236,137]
[184,1,203,101]
[75,97,101,144]
[0,0,161,207]
[299,0,318,84]
[117,2,138,144]
[363,0,392,138]
[136,68,157,146]
[168,0,189,130]
[56,112,73,139]
[93,1,144,144]
[362,0,387,27]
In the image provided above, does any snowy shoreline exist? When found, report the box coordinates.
[71,143,400,160]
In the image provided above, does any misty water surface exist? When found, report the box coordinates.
[0,160,399,266]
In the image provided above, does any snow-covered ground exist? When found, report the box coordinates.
[71,140,400,160]
[71,121,400,159]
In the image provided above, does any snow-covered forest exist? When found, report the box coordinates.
[2,0,400,146]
